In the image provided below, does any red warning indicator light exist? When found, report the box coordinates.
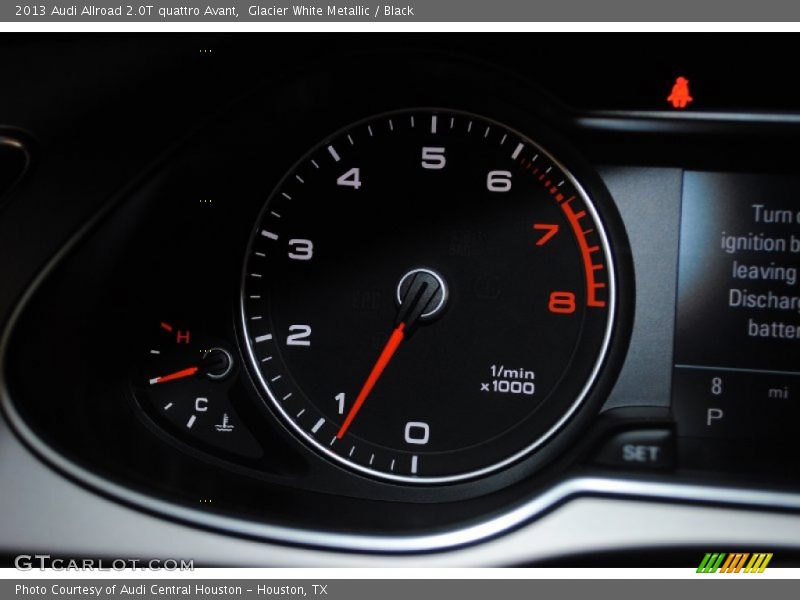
[667,76,693,109]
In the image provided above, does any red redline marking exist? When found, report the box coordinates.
[517,157,608,309]
[160,322,174,333]
[560,202,607,308]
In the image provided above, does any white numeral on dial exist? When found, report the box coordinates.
[404,421,430,445]
[288,238,313,260]
[487,170,512,192]
[286,325,311,346]
[336,167,362,189]
[421,147,446,170]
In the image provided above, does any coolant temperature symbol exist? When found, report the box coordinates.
[215,413,235,433]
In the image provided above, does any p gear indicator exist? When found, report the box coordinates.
[242,109,619,483]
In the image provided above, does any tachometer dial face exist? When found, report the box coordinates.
[241,109,616,483]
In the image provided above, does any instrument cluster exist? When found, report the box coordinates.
[2,36,799,551]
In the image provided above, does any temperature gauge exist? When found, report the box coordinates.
[132,320,262,459]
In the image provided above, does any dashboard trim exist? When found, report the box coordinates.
[4,372,800,555]
[574,110,800,135]
[582,110,800,124]
[4,334,800,554]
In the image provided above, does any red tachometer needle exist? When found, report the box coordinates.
[336,322,406,439]
[149,366,199,385]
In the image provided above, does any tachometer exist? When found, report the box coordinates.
[241,109,617,483]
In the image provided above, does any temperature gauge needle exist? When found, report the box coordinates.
[336,323,405,439]
[149,366,199,385]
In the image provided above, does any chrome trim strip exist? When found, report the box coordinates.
[0,135,31,202]
[0,136,26,150]
[4,377,800,555]
[578,110,800,124]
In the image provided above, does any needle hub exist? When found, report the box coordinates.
[203,347,234,380]
[395,267,448,330]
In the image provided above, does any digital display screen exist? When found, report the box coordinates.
[672,172,800,440]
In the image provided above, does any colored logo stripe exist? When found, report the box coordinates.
[697,552,773,573]
[697,553,727,573]
[745,553,773,573]
[720,553,749,573]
